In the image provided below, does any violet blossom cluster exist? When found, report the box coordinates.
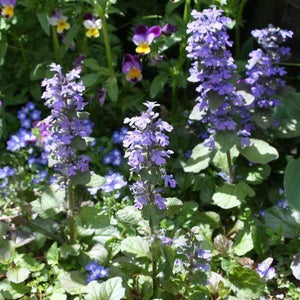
[186,7,251,148]
[41,63,92,180]
[245,24,293,110]
[123,101,176,210]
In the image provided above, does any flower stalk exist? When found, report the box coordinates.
[51,26,61,63]
[94,2,115,78]
[171,0,191,119]
[67,180,75,244]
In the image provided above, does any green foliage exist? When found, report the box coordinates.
[284,157,300,212]
[238,139,279,164]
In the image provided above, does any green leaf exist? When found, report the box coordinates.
[71,171,91,185]
[229,266,264,299]
[115,206,142,225]
[106,77,118,102]
[31,184,65,218]
[264,206,300,238]
[0,221,8,237]
[71,136,87,151]
[60,244,80,259]
[238,139,279,164]
[46,242,59,265]
[82,73,100,87]
[87,173,105,188]
[58,271,86,295]
[284,157,300,212]
[150,74,168,98]
[120,236,151,259]
[6,267,30,283]
[75,207,117,240]
[215,131,238,153]
[84,277,125,300]
[0,34,7,66]
[244,164,271,185]
[88,244,108,264]
[212,147,239,172]
[183,142,212,173]
[189,105,206,121]
[165,197,183,217]
[233,229,254,256]
[207,91,224,109]
[0,280,29,299]
[0,241,14,263]
[84,58,102,71]
[36,11,50,36]
[213,182,255,209]
[237,90,255,106]
[253,111,273,129]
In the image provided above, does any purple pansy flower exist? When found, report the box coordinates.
[0,0,17,18]
[122,54,142,82]
[162,23,177,35]
[132,25,161,55]
[49,10,70,34]
[83,13,102,38]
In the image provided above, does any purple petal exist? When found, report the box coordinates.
[149,26,161,38]
[122,54,134,73]
[133,25,148,45]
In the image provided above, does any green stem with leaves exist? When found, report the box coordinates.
[171,0,191,119]
[94,2,115,78]
[67,181,75,244]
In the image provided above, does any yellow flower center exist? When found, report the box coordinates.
[126,67,142,82]
[86,28,100,38]
[136,43,151,55]
[2,6,14,18]
[57,20,70,34]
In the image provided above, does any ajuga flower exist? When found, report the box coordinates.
[122,54,143,82]
[133,25,161,55]
[256,258,275,281]
[0,0,17,18]
[49,10,70,34]
[245,24,293,109]
[123,101,176,209]
[41,63,92,180]
[186,7,250,149]
[83,13,102,38]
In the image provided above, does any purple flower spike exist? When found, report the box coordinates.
[245,24,293,113]
[133,25,161,55]
[0,0,17,18]
[41,63,92,180]
[123,101,176,210]
[122,54,143,82]
[186,7,252,149]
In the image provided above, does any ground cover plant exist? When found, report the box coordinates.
[0,0,300,299]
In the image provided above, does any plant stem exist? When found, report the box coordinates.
[235,0,248,58]
[226,151,234,183]
[94,2,115,78]
[67,181,75,244]
[149,216,158,299]
[171,0,191,119]
[51,27,61,63]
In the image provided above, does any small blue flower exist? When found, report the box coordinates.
[86,262,109,283]
[31,109,41,121]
